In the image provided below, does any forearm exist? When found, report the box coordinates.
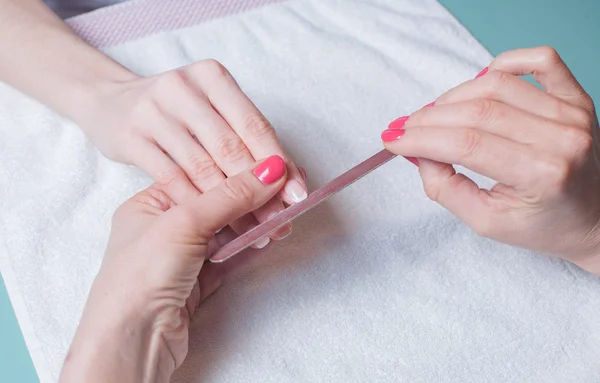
[0,0,136,124]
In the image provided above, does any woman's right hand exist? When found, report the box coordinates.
[382,47,600,275]
[81,59,308,244]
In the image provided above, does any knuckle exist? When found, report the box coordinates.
[422,182,441,202]
[540,158,570,192]
[538,46,562,68]
[244,114,276,139]
[571,107,595,128]
[562,127,593,158]
[188,153,221,181]
[486,71,513,94]
[155,70,187,91]
[134,96,161,118]
[215,134,250,162]
[198,59,229,78]
[220,177,255,205]
[155,167,186,187]
[468,99,495,125]
[458,128,483,159]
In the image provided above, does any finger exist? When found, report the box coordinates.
[151,115,226,193]
[159,73,293,240]
[187,60,307,205]
[298,166,307,181]
[407,100,576,154]
[169,155,288,238]
[417,159,504,238]
[490,47,593,111]
[228,213,274,250]
[132,140,200,204]
[382,126,540,187]
[435,70,587,126]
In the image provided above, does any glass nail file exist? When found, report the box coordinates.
[209,149,397,263]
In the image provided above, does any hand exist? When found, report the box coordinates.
[60,155,288,383]
[82,59,307,242]
[381,47,600,274]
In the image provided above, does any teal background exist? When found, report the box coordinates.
[1,1,599,381]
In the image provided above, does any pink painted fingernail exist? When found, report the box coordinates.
[253,155,286,185]
[423,102,435,108]
[389,116,409,130]
[381,129,406,142]
[405,157,419,167]
[475,67,489,78]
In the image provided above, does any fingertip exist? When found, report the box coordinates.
[282,179,308,204]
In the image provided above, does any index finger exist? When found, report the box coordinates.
[188,60,308,205]
[490,47,593,111]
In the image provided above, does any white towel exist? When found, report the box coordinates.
[2,1,600,382]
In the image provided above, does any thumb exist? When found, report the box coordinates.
[167,155,288,238]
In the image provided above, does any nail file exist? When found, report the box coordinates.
[209,149,397,263]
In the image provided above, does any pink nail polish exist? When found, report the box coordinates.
[405,157,419,167]
[389,116,409,130]
[423,102,435,108]
[475,67,489,78]
[253,155,286,185]
[381,129,406,142]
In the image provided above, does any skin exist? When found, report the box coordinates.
[2,1,597,377]
[57,46,600,383]
[60,158,290,383]
[383,46,600,275]
[0,0,309,243]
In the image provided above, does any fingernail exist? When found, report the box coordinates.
[405,157,419,166]
[381,129,406,142]
[272,224,292,240]
[475,67,489,78]
[252,236,270,249]
[284,180,307,203]
[388,116,409,130]
[423,102,435,108]
[253,155,286,185]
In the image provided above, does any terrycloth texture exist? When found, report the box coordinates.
[1,0,599,382]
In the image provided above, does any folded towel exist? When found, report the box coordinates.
[1,1,599,382]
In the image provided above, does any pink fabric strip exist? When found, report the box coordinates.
[66,0,286,48]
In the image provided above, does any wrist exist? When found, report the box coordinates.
[60,65,139,127]
[60,280,176,383]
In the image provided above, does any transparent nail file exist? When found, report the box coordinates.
[209,149,397,263]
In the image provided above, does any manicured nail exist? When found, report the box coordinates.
[405,157,419,166]
[423,102,435,108]
[253,155,286,185]
[475,67,489,78]
[252,236,270,249]
[272,226,292,240]
[381,129,406,142]
[266,213,292,240]
[388,116,409,130]
[284,180,307,203]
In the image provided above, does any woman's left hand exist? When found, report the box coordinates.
[60,155,289,383]
[382,47,600,274]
